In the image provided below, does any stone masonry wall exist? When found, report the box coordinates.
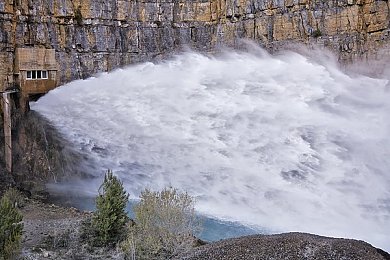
[0,0,389,89]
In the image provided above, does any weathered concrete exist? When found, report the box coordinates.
[0,0,389,90]
[2,92,12,172]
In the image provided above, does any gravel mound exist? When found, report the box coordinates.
[177,233,390,260]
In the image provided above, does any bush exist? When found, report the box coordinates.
[0,189,24,260]
[312,28,322,38]
[91,170,129,246]
[74,5,83,25]
[122,188,201,260]
[2,188,25,208]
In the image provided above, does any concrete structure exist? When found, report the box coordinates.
[15,48,58,99]
[1,48,58,173]
[2,92,12,173]
[1,90,17,173]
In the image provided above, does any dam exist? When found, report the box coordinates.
[0,0,389,254]
[31,48,390,251]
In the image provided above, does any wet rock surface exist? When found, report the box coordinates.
[0,110,92,194]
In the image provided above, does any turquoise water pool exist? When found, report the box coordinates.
[48,193,262,242]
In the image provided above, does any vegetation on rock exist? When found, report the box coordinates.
[0,188,24,260]
[312,28,322,38]
[74,5,83,26]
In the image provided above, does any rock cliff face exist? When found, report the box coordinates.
[0,110,87,194]
[0,0,389,88]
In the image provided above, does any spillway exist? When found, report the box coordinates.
[31,48,390,251]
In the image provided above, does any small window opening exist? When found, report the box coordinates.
[26,70,49,80]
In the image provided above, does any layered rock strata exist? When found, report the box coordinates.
[0,0,389,87]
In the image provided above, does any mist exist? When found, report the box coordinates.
[31,47,390,251]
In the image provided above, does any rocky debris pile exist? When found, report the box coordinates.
[19,199,122,259]
[177,233,390,260]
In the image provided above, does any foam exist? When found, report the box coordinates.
[31,48,390,251]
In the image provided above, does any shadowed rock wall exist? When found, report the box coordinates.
[0,0,389,88]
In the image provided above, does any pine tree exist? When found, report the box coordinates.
[92,170,129,246]
[0,191,24,260]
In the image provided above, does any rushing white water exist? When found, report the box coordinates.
[31,48,390,250]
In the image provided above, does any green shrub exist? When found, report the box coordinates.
[91,170,129,246]
[2,188,25,208]
[74,5,83,25]
[312,28,322,38]
[122,188,201,259]
[0,190,24,260]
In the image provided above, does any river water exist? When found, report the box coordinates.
[31,47,390,251]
